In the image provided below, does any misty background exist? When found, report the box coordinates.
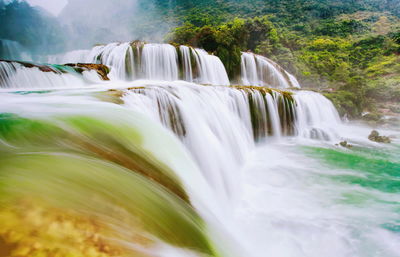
[0,0,177,58]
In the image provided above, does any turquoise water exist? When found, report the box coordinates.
[234,137,400,257]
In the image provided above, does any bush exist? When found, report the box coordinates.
[324,90,363,118]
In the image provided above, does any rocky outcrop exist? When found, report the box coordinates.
[0,60,59,73]
[64,63,110,80]
[1,60,110,81]
[368,130,391,143]
[337,140,353,148]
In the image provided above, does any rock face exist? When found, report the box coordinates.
[64,63,110,80]
[368,130,391,143]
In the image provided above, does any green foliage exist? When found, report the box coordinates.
[315,19,369,37]
[324,91,363,118]
[168,15,284,77]
[391,30,400,44]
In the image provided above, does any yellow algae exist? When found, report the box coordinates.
[0,198,152,257]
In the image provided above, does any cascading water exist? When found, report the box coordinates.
[241,52,301,88]
[0,61,88,89]
[142,43,179,81]
[48,42,231,85]
[1,40,399,257]
[294,90,341,140]
[180,45,193,82]
[191,48,230,85]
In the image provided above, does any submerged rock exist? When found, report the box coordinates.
[337,140,353,148]
[368,130,391,143]
[65,63,110,80]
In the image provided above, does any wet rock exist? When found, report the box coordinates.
[339,141,353,148]
[64,63,110,80]
[368,130,391,143]
[362,112,382,122]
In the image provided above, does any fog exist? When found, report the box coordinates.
[25,0,68,15]
[0,0,176,57]
[58,0,176,49]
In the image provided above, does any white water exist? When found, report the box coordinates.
[234,140,400,257]
[46,42,305,88]
[180,45,193,82]
[0,61,86,89]
[1,80,397,257]
[142,43,179,81]
[120,82,341,210]
[192,48,230,85]
[241,52,301,88]
[294,90,341,141]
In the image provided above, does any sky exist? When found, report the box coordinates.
[25,0,68,16]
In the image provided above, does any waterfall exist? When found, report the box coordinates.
[0,39,32,61]
[192,49,230,85]
[123,82,254,206]
[0,57,340,144]
[121,83,338,143]
[142,43,179,81]
[119,83,341,207]
[48,42,231,85]
[180,45,193,82]
[241,52,301,88]
[294,90,341,140]
[0,44,361,257]
[0,61,87,89]
[46,42,307,88]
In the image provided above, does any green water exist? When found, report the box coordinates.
[304,144,400,193]
[303,143,400,233]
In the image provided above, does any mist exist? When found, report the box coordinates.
[0,0,177,59]
[58,0,178,50]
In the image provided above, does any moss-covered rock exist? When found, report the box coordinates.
[368,130,391,143]
[324,90,362,118]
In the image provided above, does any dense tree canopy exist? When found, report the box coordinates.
[166,0,400,118]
